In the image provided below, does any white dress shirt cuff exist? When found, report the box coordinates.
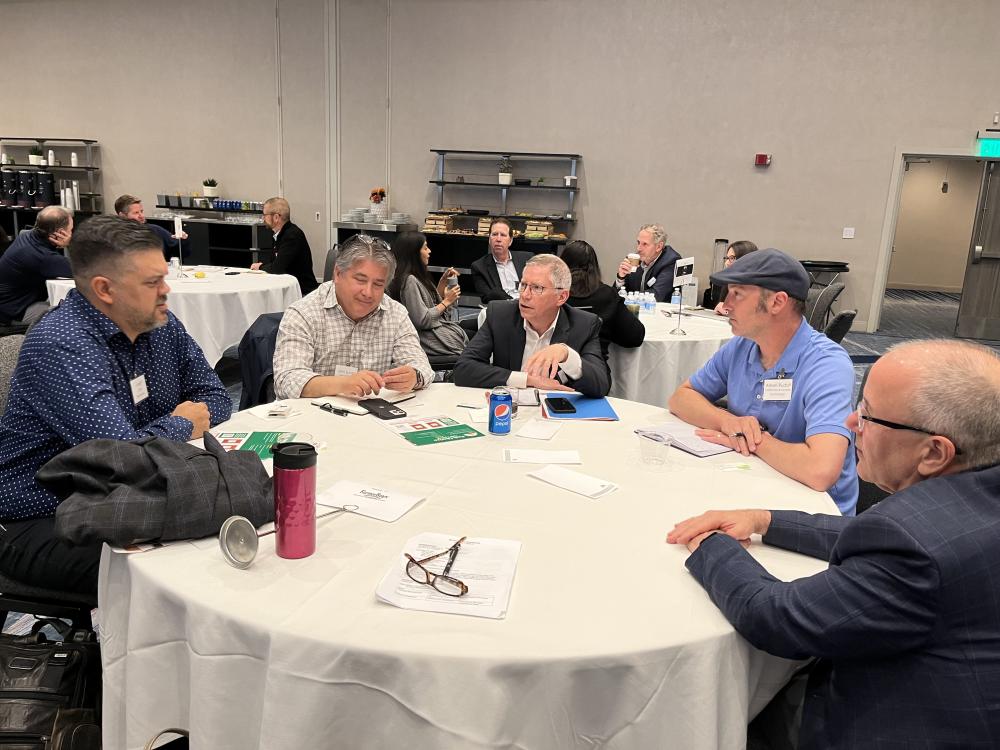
[507,371,529,389]
[558,346,582,381]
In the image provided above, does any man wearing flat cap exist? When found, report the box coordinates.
[668,248,857,514]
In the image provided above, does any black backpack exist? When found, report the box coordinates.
[0,623,101,750]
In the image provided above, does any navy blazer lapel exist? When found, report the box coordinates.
[484,255,502,291]
[551,307,572,345]
[509,305,528,371]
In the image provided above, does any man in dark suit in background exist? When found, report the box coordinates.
[454,253,610,397]
[251,197,318,295]
[470,218,532,303]
[668,339,1000,749]
[615,223,681,302]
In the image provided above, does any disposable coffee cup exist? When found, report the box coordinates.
[628,253,641,271]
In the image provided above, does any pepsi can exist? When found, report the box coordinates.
[488,386,513,435]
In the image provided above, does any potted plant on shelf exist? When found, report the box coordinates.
[202,178,219,198]
[28,146,44,166]
[369,186,387,221]
[498,156,513,186]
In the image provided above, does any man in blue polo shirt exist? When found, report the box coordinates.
[0,215,231,594]
[115,194,188,258]
[668,248,857,514]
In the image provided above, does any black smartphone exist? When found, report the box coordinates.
[545,396,576,414]
[358,397,407,420]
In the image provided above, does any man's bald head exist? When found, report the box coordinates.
[876,340,1000,471]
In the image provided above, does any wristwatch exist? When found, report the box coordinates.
[414,369,425,390]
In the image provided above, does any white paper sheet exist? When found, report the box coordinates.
[526,465,618,498]
[317,480,424,522]
[503,448,580,464]
[516,420,561,440]
[375,532,521,619]
[464,407,489,423]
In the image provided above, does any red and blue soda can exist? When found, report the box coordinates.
[488,386,513,435]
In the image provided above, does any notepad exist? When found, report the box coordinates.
[527,465,618,498]
[634,422,732,458]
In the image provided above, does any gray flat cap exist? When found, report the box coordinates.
[710,248,810,301]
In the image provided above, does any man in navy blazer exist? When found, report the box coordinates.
[615,223,682,302]
[668,339,1000,749]
[470,218,533,303]
[454,254,610,398]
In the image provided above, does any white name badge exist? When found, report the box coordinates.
[334,364,358,377]
[130,374,149,405]
[645,276,656,287]
[763,378,793,401]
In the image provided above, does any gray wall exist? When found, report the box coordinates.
[1,0,329,275]
[5,0,998,326]
[338,0,1000,328]
[888,158,982,293]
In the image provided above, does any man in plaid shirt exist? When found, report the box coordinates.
[273,235,433,399]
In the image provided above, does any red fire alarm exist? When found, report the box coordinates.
[754,153,772,167]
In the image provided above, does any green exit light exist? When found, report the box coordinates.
[978,138,1000,157]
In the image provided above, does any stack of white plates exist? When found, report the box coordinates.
[391,212,410,224]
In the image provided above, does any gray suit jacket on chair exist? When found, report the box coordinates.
[453,300,611,397]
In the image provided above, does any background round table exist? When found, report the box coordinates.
[46,268,302,366]
[609,304,734,407]
[99,384,834,750]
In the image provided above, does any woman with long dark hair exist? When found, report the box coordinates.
[562,240,644,357]
[388,232,468,357]
[711,240,758,313]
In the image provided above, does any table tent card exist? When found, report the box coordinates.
[317,480,424,523]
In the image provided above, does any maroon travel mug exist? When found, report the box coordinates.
[271,442,318,559]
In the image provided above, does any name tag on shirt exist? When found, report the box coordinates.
[335,364,358,377]
[646,276,656,287]
[130,374,149,405]
[763,378,793,401]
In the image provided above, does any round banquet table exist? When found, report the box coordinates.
[608,304,734,407]
[99,384,834,750]
[46,268,302,367]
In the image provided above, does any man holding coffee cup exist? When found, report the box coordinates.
[615,223,681,302]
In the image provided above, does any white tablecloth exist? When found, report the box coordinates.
[46,268,301,366]
[99,384,834,750]
[609,305,734,407]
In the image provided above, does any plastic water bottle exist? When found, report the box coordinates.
[618,285,627,299]
[671,290,681,306]
[644,293,655,313]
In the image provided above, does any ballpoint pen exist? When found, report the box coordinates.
[442,537,464,576]
[313,402,349,417]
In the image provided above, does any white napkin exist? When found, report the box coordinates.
[503,449,580,464]
[527,465,618,498]
[516,420,561,440]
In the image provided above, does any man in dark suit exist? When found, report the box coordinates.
[668,339,1000,749]
[251,197,318,295]
[454,253,610,397]
[614,223,682,302]
[470,218,532,303]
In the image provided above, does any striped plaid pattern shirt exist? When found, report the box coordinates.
[273,282,433,399]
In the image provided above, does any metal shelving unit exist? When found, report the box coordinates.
[429,149,581,218]
[0,137,102,234]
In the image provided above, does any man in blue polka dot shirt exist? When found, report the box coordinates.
[0,215,232,594]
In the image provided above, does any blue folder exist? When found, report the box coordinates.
[541,392,620,421]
